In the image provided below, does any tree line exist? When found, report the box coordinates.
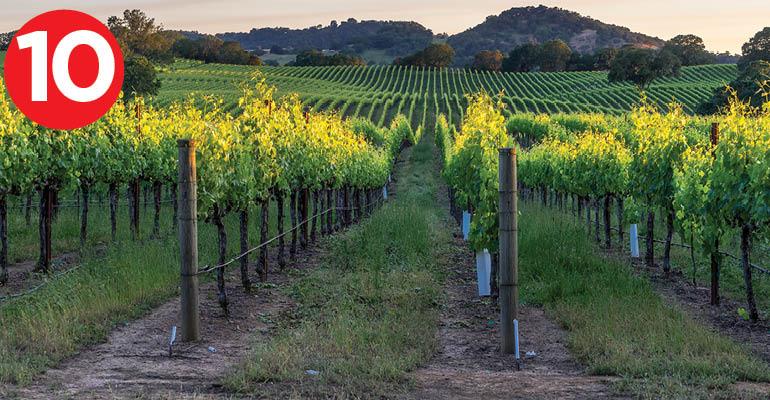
[469,34,719,74]
[291,50,365,67]
[388,33,721,75]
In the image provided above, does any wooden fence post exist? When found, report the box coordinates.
[178,139,200,342]
[498,148,519,356]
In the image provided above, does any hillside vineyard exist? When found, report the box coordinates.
[157,60,737,128]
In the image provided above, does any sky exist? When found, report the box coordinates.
[0,0,766,53]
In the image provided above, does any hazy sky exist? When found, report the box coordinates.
[0,0,766,53]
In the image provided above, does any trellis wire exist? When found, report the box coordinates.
[192,193,385,277]
[589,214,770,276]
[0,190,385,303]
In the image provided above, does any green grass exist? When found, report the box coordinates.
[358,49,395,65]
[226,127,451,396]
[0,237,179,384]
[2,191,298,266]
[260,53,297,66]
[3,195,174,265]
[518,202,770,398]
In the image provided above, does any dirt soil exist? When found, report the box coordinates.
[3,241,328,400]
[410,168,622,400]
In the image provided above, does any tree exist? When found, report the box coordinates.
[608,47,681,88]
[593,48,618,70]
[219,41,261,65]
[418,43,454,68]
[395,43,454,68]
[108,9,174,64]
[173,35,260,65]
[698,61,770,114]
[123,56,160,100]
[472,50,503,71]
[567,52,595,71]
[652,49,683,77]
[295,50,364,66]
[198,36,225,63]
[609,48,656,88]
[538,40,572,72]
[295,49,325,66]
[0,31,16,51]
[739,27,770,70]
[172,37,201,59]
[663,34,715,66]
[502,43,540,72]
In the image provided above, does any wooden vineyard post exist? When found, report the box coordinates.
[710,123,720,306]
[498,148,519,358]
[178,139,200,342]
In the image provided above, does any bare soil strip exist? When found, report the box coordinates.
[409,231,623,400]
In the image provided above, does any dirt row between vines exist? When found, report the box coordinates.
[411,205,617,400]
[409,232,624,400]
[4,237,335,399]
[408,173,623,399]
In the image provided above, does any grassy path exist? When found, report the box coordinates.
[226,126,455,397]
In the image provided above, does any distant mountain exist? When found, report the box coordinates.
[217,19,434,61]
[448,6,665,66]
[215,5,666,66]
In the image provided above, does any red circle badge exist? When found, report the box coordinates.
[3,10,124,130]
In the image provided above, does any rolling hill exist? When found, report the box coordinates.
[217,19,434,62]
[448,6,665,66]
[215,6,666,66]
